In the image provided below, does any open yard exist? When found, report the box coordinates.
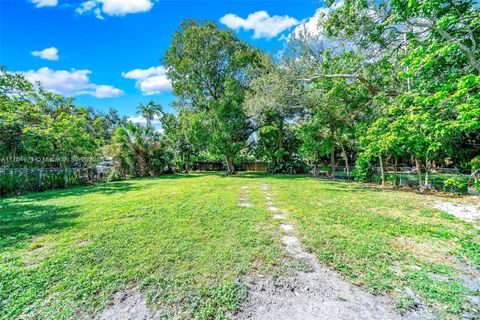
[1,173,479,319]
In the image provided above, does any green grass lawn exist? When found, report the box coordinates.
[1,173,479,319]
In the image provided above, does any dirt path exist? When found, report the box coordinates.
[95,289,161,320]
[233,184,433,320]
[429,196,480,223]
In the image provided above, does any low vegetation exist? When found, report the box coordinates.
[1,173,478,319]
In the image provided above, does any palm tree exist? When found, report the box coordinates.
[114,123,150,177]
[114,123,168,177]
[136,101,163,128]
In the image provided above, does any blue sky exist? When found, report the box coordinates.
[0,0,323,121]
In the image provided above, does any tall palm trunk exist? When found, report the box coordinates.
[136,149,147,177]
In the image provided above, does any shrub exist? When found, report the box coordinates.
[474,181,480,194]
[267,159,306,174]
[471,156,480,170]
[353,155,373,182]
[443,177,469,194]
[107,169,123,182]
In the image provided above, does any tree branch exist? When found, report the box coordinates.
[297,74,401,97]
[407,19,480,74]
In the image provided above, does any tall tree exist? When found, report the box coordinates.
[163,20,263,174]
[245,63,306,172]
[136,101,163,128]
[113,122,170,177]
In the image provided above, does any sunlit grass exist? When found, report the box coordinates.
[0,174,284,319]
[1,173,478,319]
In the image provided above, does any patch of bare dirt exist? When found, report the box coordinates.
[430,198,480,223]
[95,289,162,320]
[78,240,91,247]
[233,184,434,320]
[233,234,433,320]
[392,236,458,265]
[239,186,252,207]
[22,243,53,268]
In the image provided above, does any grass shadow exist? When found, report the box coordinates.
[1,173,205,201]
[19,182,143,202]
[225,172,311,180]
[0,202,80,251]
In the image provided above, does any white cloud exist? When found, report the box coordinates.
[127,116,162,127]
[122,66,172,95]
[31,47,59,61]
[21,67,124,98]
[76,1,106,19]
[287,2,353,53]
[76,0,155,19]
[31,0,57,8]
[290,8,327,39]
[220,11,299,39]
[84,85,124,98]
[290,2,344,39]
[75,1,96,14]
[99,0,154,15]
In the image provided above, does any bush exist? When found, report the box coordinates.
[474,181,480,194]
[107,169,124,182]
[385,174,397,186]
[267,159,306,174]
[353,155,373,182]
[471,156,480,170]
[443,177,469,194]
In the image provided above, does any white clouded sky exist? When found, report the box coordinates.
[22,67,123,98]
[122,66,172,96]
[220,11,299,39]
[31,47,59,61]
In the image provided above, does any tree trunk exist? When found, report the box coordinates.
[393,156,398,188]
[379,155,385,187]
[225,156,235,175]
[330,128,335,177]
[63,163,68,188]
[415,157,424,191]
[183,153,189,173]
[424,157,430,190]
[137,151,147,177]
[339,141,350,177]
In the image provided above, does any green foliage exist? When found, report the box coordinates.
[163,20,263,174]
[266,158,306,174]
[353,155,373,182]
[0,169,104,197]
[443,177,469,194]
[471,156,480,170]
[0,67,125,168]
[113,123,172,177]
[474,181,480,193]
[107,168,123,182]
